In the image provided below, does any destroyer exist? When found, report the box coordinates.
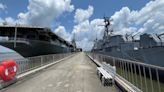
[92,17,164,67]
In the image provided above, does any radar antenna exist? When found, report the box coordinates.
[130,32,141,41]
[125,33,133,41]
[104,16,113,37]
[98,16,113,39]
[156,33,164,46]
[72,33,76,48]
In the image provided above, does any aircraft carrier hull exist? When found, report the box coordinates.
[0,40,72,57]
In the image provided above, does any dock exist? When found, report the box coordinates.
[1,53,119,92]
[0,52,163,92]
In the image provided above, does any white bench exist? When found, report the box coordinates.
[97,67,114,86]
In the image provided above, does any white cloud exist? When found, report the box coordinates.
[18,0,74,26]
[0,3,7,11]
[74,5,94,23]
[0,17,17,26]
[54,26,72,42]
[4,17,17,25]
[76,38,94,51]
[1,0,164,52]
[72,19,104,51]
[111,0,164,35]
[71,5,105,51]
[71,0,164,51]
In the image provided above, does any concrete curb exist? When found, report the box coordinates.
[0,53,76,89]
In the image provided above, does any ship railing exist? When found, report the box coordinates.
[157,42,164,46]
[87,52,164,92]
[0,52,76,81]
[8,37,29,42]
[0,37,29,43]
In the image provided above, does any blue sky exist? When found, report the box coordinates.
[0,0,150,32]
[0,0,164,51]
[48,0,150,32]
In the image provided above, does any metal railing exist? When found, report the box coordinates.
[0,52,75,80]
[16,53,75,74]
[88,53,164,92]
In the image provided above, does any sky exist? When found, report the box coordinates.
[0,0,164,51]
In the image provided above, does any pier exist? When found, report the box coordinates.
[0,53,119,92]
[0,52,163,92]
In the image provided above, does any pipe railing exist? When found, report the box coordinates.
[0,52,75,80]
[88,52,164,92]
[16,53,75,74]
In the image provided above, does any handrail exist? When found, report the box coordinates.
[88,52,163,92]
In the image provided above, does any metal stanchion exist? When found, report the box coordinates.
[124,62,128,80]
[41,56,43,66]
[143,66,148,92]
[134,63,138,87]
[148,67,154,92]
[119,61,122,76]
[99,55,102,62]
[156,68,161,92]
[130,63,134,85]
[121,61,124,76]
[138,64,142,90]
[122,61,126,78]
[127,62,131,82]
[113,57,115,66]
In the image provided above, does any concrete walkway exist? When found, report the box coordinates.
[1,52,119,92]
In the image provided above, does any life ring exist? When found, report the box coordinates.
[0,59,18,81]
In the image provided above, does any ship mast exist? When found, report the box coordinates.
[72,33,76,51]
[103,17,113,39]
[156,33,164,46]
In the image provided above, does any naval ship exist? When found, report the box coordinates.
[92,17,164,67]
[0,25,76,57]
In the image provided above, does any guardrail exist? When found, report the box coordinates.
[16,53,75,74]
[0,52,75,79]
[88,53,164,92]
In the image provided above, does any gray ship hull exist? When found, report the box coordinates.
[99,46,164,67]
[0,40,72,57]
[127,47,164,67]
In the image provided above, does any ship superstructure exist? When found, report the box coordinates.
[92,17,164,67]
